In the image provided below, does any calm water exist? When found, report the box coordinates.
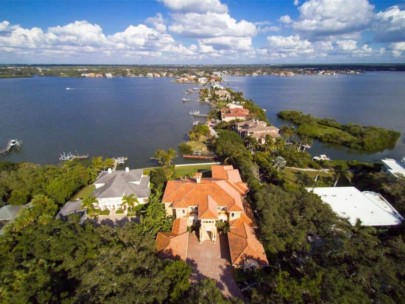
[224,72,405,162]
[0,77,208,167]
[0,72,404,167]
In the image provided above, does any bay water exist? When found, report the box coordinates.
[0,72,404,167]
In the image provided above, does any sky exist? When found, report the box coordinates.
[0,0,404,64]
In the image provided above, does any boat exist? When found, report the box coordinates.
[66,87,71,90]
[182,98,192,102]
[312,154,331,162]
[59,152,73,161]
[59,152,89,161]
[0,139,22,155]
[189,110,200,115]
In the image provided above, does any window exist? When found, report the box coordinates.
[231,213,234,218]
[182,209,185,214]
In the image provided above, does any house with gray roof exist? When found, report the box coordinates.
[0,204,25,235]
[92,168,150,211]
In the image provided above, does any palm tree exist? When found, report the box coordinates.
[333,164,352,187]
[280,125,295,145]
[82,196,97,211]
[122,194,139,212]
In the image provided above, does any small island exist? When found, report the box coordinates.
[278,110,401,152]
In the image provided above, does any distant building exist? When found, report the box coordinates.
[381,158,405,178]
[105,73,113,78]
[157,165,268,268]
[235,120,280,144]
[92,168,150,211]
[307,187,403,226]
[220,107,250,122]
[198,77,208,84]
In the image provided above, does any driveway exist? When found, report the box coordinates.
[186,232,244,300]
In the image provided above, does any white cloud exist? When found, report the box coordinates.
[145,13,167,33]
[199,36,252,51]
[160,0,228,13]
[391,42,405,57]
[279,15,293,25]
[294,0,300,6]
[374,6,405,43]
[293,0,374,37]
[169,12,256,38]
[0,20,196,62]
[266,35,314,57]
[47,21,107,46]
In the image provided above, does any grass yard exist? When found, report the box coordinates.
[283,167,334,186]
[175,163,214,177]
[72,184,95,200]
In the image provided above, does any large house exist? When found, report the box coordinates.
[235,120,280,144]
[157,165,268,268]
[220,107,250,122]
[92,168,150,211]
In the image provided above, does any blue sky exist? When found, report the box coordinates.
[0,0,404,64]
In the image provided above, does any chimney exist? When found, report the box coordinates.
[107,168,112,174]
[125,167,129,173]
[194,172,202,184]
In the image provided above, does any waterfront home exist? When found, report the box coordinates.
[157,165,268,268]
[92,168,150,211]
[0,204,25,235]
[307,187,403,226]
[214,89,231,101]
[220,107,250,122]
[234,120,280,144]
[381,158,405,178]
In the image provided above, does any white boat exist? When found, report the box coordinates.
[59,152,73,161]
[66,87,71,90]
[189,110,200,115]
[312,154,330,161]
[182,98,192,102]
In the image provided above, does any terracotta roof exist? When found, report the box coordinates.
[211,165,234,180]
[156,231,189,260]
[164,180,243,212]
[172,218,188,235]
[228,220,268,267]
[198,195,219,219]
[221,108,250,117]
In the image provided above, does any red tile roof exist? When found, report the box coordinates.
[156,232,189,260]
[228,220,269,267]
[221,108,250,117]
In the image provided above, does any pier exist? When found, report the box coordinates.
[189,110,209,117]
[112,156,128,171]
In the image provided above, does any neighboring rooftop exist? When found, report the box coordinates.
[308,187,403,226]
[0,204,24,221]
[93,168,150,199]
[381,158,405,178]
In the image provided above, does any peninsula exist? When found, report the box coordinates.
[278,110,400,152]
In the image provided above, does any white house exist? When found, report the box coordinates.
[307,187,403,226]
[92,168,150,211]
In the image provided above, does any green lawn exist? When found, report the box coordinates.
[72,184,95,200]
[174,164,213,177]
[283,167,334,185]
